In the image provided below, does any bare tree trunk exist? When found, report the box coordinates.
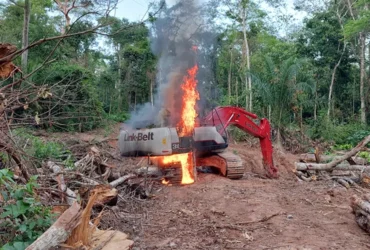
[327,44,346,118]
[235,79,238,106]
[117,45,122,112]
[150,75,154,107]
[228,48,233,105]
[300,105,303,132]
[268,105,271,122]
[241,7,252,110]
[314,79,317,121]
[360,32,366,124]
[54,0,91,34]
[21,0,31,72]
[353,79,355,117]
[134,91,136,112]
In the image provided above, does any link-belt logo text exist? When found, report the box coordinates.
[124,132,154,141]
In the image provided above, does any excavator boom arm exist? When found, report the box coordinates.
[203,106,278,178]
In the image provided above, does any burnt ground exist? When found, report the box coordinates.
[43,125,370,249]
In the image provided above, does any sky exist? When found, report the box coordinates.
[113,0,307,37]
[113,0,307,20]
[114,0,152,21]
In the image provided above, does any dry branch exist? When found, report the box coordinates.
[236,212,282,225]
[0,140,29,181]
[109,174,136,188]
[47,161,76,205]
[26,202,81,250]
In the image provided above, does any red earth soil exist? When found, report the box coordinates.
[47,125,370,249]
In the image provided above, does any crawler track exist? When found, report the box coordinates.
[216,151,245,179]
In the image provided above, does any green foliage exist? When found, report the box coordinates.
[104,112,130,122]
[13,129,75,167]
[333,144,352,150]
[309,116,370,147]
[33,63,104,132]
[358,151,370,162]
[254,56,314,129]
[0,170,54,249]
[343,0,370,39]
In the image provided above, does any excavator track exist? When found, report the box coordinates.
[196,151,245,179]
[217,151,245,179]
[162,163,182,185]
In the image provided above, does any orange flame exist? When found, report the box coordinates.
[161,179,170,185]
[161,153,194,185]
[158,63,199,185]
[177,64,200,136]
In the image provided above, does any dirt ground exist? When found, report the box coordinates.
[46,125,370,249]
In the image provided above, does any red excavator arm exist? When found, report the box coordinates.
[202,106,278,178]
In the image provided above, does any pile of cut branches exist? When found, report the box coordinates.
[294,135,370,188]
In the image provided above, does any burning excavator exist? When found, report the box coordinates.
[118,64,278,185]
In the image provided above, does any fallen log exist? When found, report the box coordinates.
[26,202,82,250]
[47,161,76,205]
[109,174,136,188]
[351,194,370,233]
[299,135,370,168]
[295,163,370,172]
[323,135,370,168]
[299,153,367,165]
[351,195,370,214]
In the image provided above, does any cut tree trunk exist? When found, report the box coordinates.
[299,153,367,165]
[295,163,370,172]
[295,135,370,171]
[92,185,118,207]
[351,194,370,233]
[26,202,82,250]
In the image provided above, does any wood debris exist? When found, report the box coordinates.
[26,202,82,250]
[0,43,19,79]
[351,194,370,233]
[294,135,370,187]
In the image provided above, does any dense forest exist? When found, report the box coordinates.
[2,0,370,248]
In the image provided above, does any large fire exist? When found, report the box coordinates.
[177,64,200,136]
[161,62,199,185]
[161,153,194,185]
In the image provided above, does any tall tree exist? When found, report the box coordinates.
[296,8,351,120]
[343,0,370,124]
[254,56,314,147]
